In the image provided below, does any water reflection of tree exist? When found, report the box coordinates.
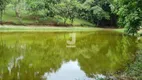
[0,36,80,80]
[0,32,138,79]
[0,41,62,79]
[76,32,137,78]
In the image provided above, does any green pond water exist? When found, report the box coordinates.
[0,31,138,80]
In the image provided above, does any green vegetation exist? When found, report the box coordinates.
[0,0,141,34]
[0,0,8,22]
[0,0,142,80]
[2,9,95,26]
[0,25,101,32]
[111,0,142,35]
[117,41,142,80]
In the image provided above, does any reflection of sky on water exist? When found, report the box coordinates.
[42,60,105,80]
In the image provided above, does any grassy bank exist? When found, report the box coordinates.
[0,25,126,32]
[0,25,142,35]
[0,25,102,32]
[2,10,95,27]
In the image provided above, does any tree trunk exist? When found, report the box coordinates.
[71,18,74,26]
[0,10,3,25]
[97,20,100,26]
[64,18,67,25]
[15,2,22,24]
[71,19,74,25]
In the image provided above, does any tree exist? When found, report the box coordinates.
[55,0,81,24]
[11,0,24,23]
[91,5,110,25]
[79,0,110,26]
[26,0,45,16]
[0,0,8,24]
[44,0,60,17]
[111,0,142,35]
[68,0,81,25]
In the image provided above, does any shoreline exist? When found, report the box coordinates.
[0,25,124,32]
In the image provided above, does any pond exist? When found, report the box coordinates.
[0,31,138,80]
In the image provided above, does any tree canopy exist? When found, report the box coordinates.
[0,0,8,22]
[0,0,142,34]
[111,0,142,35]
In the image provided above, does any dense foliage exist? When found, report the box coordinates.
[0,0,8,22]
[0,0,142,34]
[111,0,142,35]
